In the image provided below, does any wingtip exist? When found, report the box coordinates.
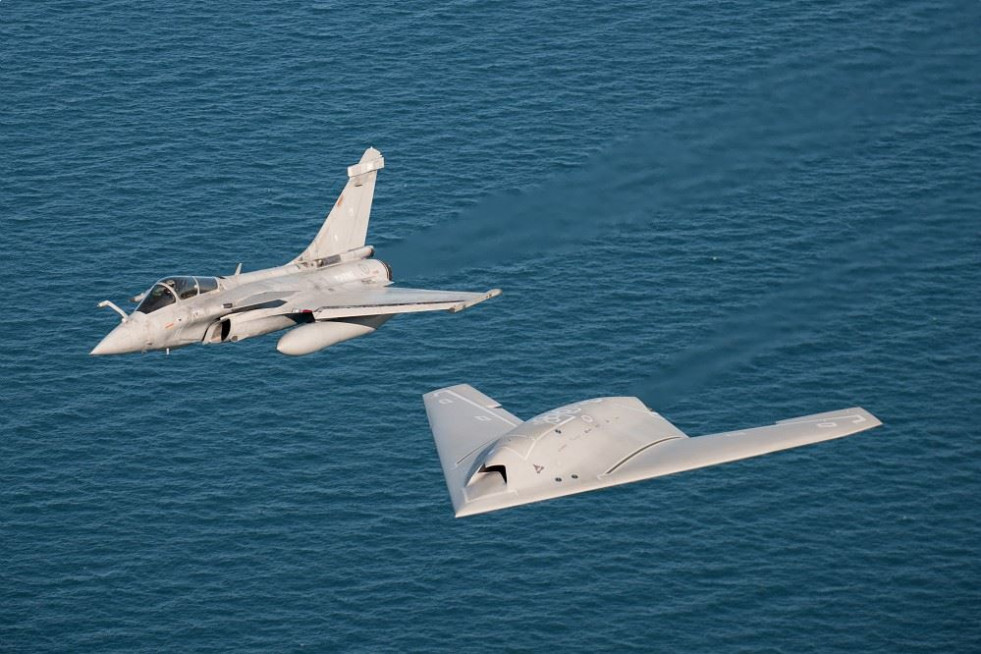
[857,407,883,429]
[447,288,502,313]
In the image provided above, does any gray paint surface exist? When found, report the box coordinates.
[91,149,500,357]
[425,384,882,517]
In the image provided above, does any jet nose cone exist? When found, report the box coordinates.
[91,321,144,356]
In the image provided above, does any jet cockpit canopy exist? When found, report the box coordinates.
[136,276,220,314]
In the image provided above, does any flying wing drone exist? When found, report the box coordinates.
[92,148,500,356]
[424,385,881,517]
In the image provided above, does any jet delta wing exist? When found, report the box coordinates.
[424,384,882,517]
[92,148,500,356]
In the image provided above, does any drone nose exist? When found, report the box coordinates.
[90,321,143,356]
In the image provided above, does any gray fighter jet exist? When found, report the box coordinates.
[424,385,881,517]
[92,148,500,356]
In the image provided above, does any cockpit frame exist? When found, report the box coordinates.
[136,276,220,314]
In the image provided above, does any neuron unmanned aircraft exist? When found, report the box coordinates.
[92,148,500,356]
[425,385,881,517]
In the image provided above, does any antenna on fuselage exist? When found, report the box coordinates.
[234,263,242,276]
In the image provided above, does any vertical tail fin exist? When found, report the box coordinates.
[292,147,385,264]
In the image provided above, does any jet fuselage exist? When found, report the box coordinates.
[92,147,500,357]
[92,255,389,355]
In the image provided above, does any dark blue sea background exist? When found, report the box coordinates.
[3,1,979,651]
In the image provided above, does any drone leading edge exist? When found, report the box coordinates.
[92,148,500,356]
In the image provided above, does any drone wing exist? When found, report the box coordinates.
[608,407,881,484]
[424,385,523,514]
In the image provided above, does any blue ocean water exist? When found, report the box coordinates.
[2,0,980,651]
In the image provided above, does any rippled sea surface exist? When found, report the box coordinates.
[3,1,980,651]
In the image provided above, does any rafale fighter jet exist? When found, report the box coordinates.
[424,385,881,517]
[92,148,500,356]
